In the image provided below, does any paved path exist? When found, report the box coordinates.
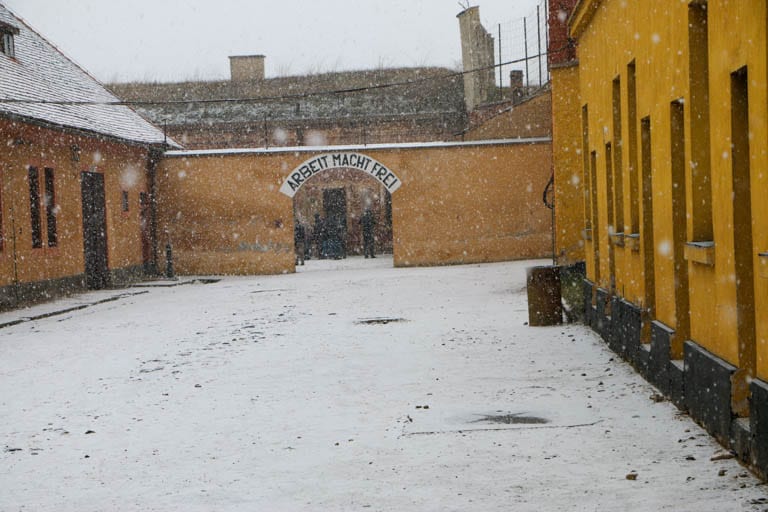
[1,257,766,511]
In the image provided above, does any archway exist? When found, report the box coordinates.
[280,152,401,260]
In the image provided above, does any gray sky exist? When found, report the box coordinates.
[3,0,546,83]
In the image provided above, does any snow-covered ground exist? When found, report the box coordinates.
[1,257,766,511]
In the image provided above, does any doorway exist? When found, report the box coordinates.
[670,99,690,356]
[640,116,655,342]
[730,66,755,417]
[292,168,393,260]
[81,171,109,289]
[323,188,347,258]
[139,192,153,272]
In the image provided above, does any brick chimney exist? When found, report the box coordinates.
[229,55,266,82]
[510,70,525,104]
[510,70,524,90]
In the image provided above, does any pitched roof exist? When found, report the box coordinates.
[0,3,176,147]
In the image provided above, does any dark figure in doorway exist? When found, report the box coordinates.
[325,218,343,259]
[339,220,347,259]
[312,213,325,259]
[294,221,306,266]
[361,208,376,258]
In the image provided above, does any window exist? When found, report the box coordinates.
[612,76,624,235]
[581,104,591,232]
[0,21,19,58]
[590,150,600,283]
[44,168,57,247]
[688,2,713,241]
[627,61,639,235]
[29,166,58,248]
[28,167,42,248]
[122,190,130,212]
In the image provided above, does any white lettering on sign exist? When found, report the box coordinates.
[279,152,402,197]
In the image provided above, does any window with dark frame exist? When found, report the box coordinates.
[0,21,19,58]
[44,168,57,247]
[28,166,42,248]
[122,190,130,212]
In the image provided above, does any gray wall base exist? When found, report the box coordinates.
[0,274,86,312]
[582,279,593,326]
[0,265,151,312]
[751,379,768,479]
[684,341,736,445]
[648,321,673,394]
[595,287,611,341]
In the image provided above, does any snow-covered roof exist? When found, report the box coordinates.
[164,137,552,158]
[0,4,177,148]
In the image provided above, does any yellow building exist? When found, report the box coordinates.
[0,5,173,309]
[560,0,768,477]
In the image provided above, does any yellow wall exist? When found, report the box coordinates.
[158,141,553,274]
[570,0,768,378]
[462,92,553,141]
[708,0,768,379]
[0,119,152,288]
[391,143,552,266]
[550,65,586,265]
[156,153,295,275]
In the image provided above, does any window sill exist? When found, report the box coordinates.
[625,233,640,252]
[610,232,625,247]
[684,241,715,266]
[759,253,768,279]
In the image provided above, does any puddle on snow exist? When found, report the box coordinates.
[470,413,550,425]
[356,317,407,325]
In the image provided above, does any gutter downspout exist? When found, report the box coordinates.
[9,202,19,303]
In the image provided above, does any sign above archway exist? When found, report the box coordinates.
[279,152,402,198]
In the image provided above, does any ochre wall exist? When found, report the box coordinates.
[391,143,552,266]
[550,65,585,266]
[576,0,694,331]
[157,140,552,274]
[571,0,768,378]
[155,153,295,275]
[462,92,552,141]
[708,0,768,380]
[0,118,152,289]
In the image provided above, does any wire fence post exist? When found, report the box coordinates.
[537,5,543,87]
[498,23,503,99]
[523,17,530,89]
[494,0,550,95]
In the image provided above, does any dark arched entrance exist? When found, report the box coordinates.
[280,152,401,259]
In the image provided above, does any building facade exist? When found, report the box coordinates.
[156,139,553,274]
[109,64,468,150]
[0,4,173,309]
[558,0,768,477]
[107,5,553,262]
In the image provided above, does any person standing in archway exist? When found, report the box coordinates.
[312,213,325,259]
[361,208,376,259]
[294,219,306,266]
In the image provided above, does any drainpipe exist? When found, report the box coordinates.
[543,171,556,266]
[148,148,161,276]
[9,203,19,303]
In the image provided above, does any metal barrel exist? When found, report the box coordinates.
[526,265,563,326]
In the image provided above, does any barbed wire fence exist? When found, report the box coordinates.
[492,0,549,95]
